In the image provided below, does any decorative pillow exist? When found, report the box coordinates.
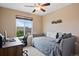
[46,32,57,39]
[58,32,64,38]
[56,33,59,39]
[62,33,72,39]
[33,33,45,37]
[56,32,64,43]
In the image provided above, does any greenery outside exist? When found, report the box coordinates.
[16,30,24,37]
[16,27,31,37]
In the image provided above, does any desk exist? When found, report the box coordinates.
[0,37,23,56]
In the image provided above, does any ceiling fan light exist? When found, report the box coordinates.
[34,7,41,11]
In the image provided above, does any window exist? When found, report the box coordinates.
[16,17,32,37]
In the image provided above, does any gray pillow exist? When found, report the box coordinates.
[62,33,72,39]
[33,33,45,37]
[56,33,72,43]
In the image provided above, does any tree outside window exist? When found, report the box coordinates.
[16,17,32,37]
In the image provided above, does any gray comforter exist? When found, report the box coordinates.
[32,37,62,56]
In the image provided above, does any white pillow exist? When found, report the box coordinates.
[46,32,56,39]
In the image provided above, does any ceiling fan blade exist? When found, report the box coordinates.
[24,5,34,7]
[32,9,36,13]
[41,8,46,12]
[41,3,50,6]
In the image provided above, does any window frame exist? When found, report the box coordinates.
[16,17,32,37]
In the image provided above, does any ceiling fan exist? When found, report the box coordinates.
[24,3,50,13]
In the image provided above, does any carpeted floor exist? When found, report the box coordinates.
[23,46,45,56]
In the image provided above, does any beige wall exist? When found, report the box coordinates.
[43,3,79,54]
[43,3,79,37]
[0,7,43,37]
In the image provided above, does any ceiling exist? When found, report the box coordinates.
[0,3,71,16]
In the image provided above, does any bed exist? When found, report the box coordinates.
[32,33,76,56]
[32,36,62,56]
